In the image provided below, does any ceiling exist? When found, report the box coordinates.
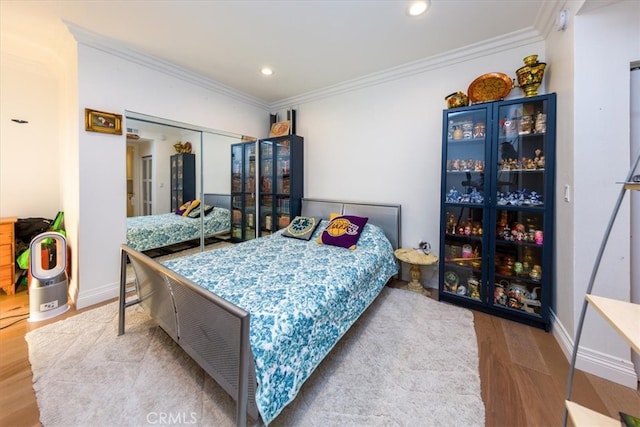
[1,0,560,105]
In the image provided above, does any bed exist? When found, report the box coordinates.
[125,193,231,252]
[118,199,401,426]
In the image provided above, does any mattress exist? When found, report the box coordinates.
[126,207,230,252]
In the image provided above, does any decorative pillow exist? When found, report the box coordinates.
[187,204,214,218]
[175,200,192,215]
[317,215,368,250]
[282,216,321,240]
[176,199,200,216]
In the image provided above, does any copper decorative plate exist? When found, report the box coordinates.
[467,72,513,103]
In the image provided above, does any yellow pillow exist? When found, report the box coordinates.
[317,214,369,250]
[177,199,200,217]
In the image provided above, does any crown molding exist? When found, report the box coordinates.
[65,20,547,113]
[65,21,269,111]
[270,27,544,110]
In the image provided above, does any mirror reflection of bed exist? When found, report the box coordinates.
[125,112,251,259]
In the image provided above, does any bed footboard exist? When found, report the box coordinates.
[118,245,258,426]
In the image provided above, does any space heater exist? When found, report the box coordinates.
[28,231,70,322]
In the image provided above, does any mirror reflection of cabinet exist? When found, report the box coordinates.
[125,112,250,253]
[170,153,196,211]
[231,135,304,241]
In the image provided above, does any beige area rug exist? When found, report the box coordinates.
[26,287,484,426]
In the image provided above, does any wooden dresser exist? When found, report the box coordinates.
[0,217,18,295]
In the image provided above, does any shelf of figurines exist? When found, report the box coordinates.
[496,230,544,246]
[493,276,543,316]
[446,158,545,173]
[444,188,544,206]
[442,267,482,301]
[444,228,543,246]
[441,262,543,316]
[446,131,547,145]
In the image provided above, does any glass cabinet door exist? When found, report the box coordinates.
[493,209,544,314]
[494,98,549,206]
[231,145,242,193]
[243,143,256,240]
[276,138,291,229]
[443,108,488,204]
[244,143,255,193]
[230,142,256,242]
[231,194,242,240]
[442,206,484,301]
[230,144,244,240]
[441,107,489,302]
[490,97,552,318]
[259,140,274,236]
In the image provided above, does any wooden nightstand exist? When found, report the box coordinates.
[0,217,18,295]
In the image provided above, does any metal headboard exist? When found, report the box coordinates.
[203,193,231,211]
[301,198,401,250]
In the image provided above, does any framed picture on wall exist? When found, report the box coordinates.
[85,108,123,135]
[269,121,290,137]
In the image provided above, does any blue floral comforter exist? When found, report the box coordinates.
[126,208,230,252]
[162,222,398,424]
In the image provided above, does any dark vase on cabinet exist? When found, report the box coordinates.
[439,93,556,330]
[230,141,257,242]
[170,153,196,212]
[258,135,303,236]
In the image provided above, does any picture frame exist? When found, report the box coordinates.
[85,108,122,135]
[269,120,291,137]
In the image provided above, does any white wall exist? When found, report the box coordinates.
[0,52,62,218]
[294,43,545,289]
[202,132,238,195]
[570,0,640,387]
[73,42,267,308]
[544,0,578,361]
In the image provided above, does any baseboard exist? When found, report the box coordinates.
[551,310,639,389]
[75,280,119,310]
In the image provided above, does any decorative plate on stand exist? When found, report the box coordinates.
[467,72,513,104]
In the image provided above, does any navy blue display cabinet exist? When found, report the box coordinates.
[438,93,556,330]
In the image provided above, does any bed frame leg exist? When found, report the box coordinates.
[237,315,250,427]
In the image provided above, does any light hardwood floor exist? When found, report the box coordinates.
[1,281,638,427]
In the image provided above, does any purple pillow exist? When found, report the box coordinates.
[317,215,368,250]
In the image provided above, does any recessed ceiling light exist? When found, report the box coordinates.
[408,1,429,16]
[261,67,274,76]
